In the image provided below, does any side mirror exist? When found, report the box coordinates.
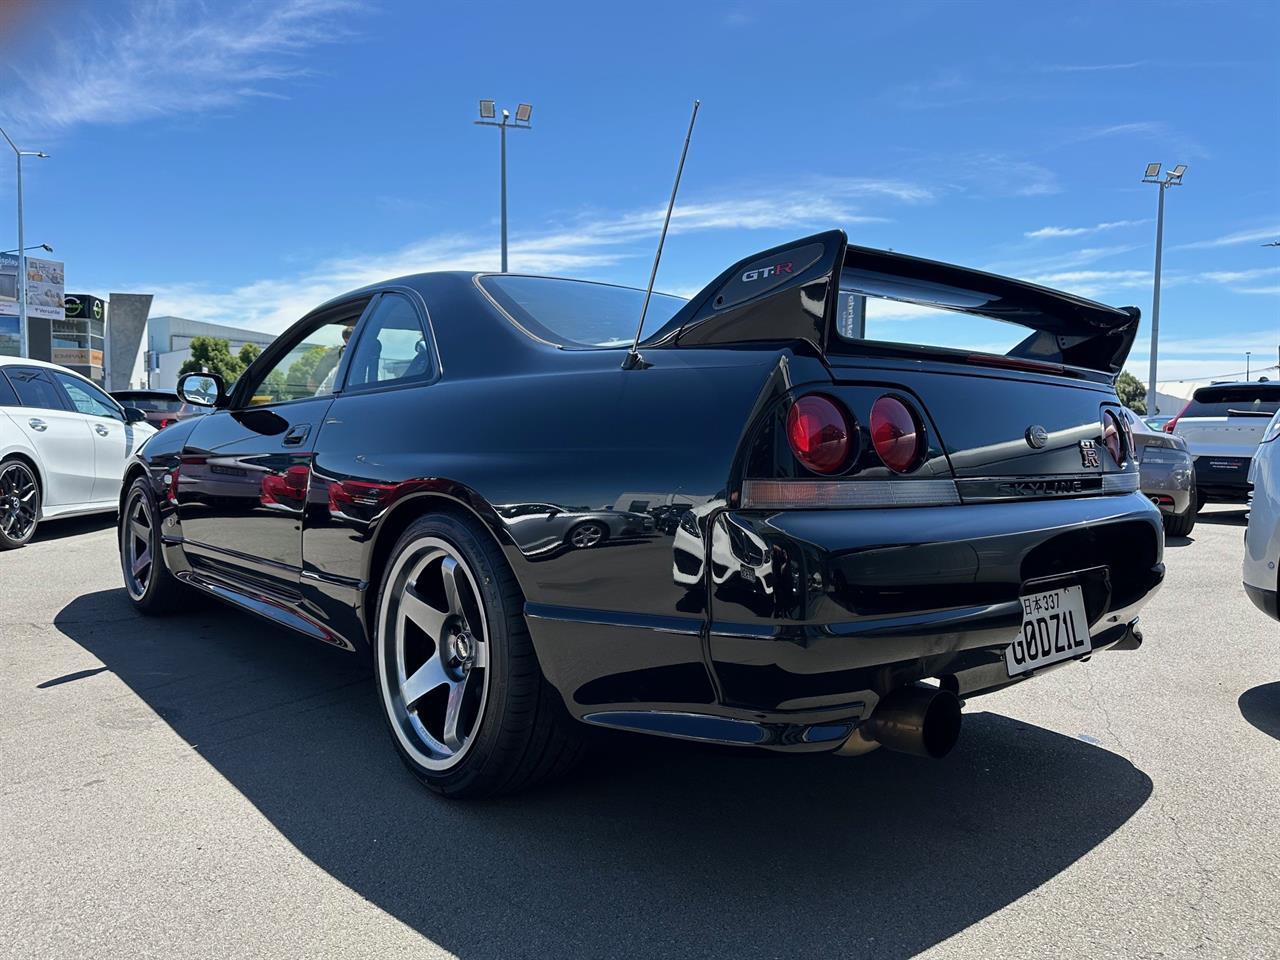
[123,406,147,424]
[177,372,226,408]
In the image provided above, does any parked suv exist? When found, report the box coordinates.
[1166,382,1280,507]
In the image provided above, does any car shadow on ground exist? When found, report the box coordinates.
[1197,507,1249,527]
[32,512,117,543]
[53,588,1153,960]
[1238,682,1280,741]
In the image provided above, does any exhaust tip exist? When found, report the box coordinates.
[917,689,962,759]
[858,684,963,759]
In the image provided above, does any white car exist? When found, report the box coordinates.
[1166,381,1280,508]
[0,357,156,549]
[673,500,775,596]
[1244,409,1280,621]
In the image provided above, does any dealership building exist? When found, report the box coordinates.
[3,255,277,390]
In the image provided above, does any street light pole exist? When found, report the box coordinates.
[1,126,49,359]
[1246,351,1251,380]
[1141,163,1186,415]
[500,114,508,272]
[1149,179,1165,414]
[475,101,532,273]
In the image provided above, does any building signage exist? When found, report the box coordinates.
[51,347,104,367]
[64,294,106,322]
[0,253,65,321]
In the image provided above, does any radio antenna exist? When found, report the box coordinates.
[623,99,700,370]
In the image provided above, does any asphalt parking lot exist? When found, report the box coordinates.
[1,506,1277,960]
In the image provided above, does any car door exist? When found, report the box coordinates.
[177,297,373,599]
[3,365,95,507]
[48,370,142,502]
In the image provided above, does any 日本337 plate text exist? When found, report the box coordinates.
[1005,584,1091,676]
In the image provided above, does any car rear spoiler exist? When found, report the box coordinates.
[643,229,1142,375]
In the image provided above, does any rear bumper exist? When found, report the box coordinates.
[527,492,1164,748]
[1139,457,1194,514]
[1194,456,1253,503]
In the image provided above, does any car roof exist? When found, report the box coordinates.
[0,356,117,396]
[1192,380,1280,398]
[0,356,79,372]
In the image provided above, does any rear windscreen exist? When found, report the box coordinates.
[480,275,687,348]
[1185,385,1280,418]
[117,395,183,412]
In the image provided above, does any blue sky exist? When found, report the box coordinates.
[0,0,1277,385]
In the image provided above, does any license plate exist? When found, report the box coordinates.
[1005,585,1091,676]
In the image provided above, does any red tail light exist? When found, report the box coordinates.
[1164,399,1191,434]
[786,395,852,475]
[158,418,174,429]
[1102,409,1126,465]
[870,395,924,473]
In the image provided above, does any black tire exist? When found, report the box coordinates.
[374,510,586,798]
[1163,499,1197,537]
[0,457,41,550]
[566,520,608,550]
[120,477,188,614]
[1195,488,1209,513]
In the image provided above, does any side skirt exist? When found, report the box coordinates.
[174,568,356,652]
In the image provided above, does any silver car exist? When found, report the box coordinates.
[1123,407,1196,536]
[496,502,655,553]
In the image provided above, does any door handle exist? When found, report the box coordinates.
[28,418,47,432]
[282,423,311,446]
[94,424,110,437]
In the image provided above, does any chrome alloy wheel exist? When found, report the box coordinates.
[378,537,491,771]
[122,490,155,599]
[570,522,604,549]
[0,460,39,542]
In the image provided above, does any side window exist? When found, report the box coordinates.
[52,372,123,420]
[344,294,433,391]
[0,372,18,407]
[7,368,67,411]
[240,303,369,406]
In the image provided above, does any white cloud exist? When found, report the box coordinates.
[1025,220,1149,239]
[1171,225,1280,251]
[113,178,922,332]
[1196,266,1280,284]
[1123,357,1280,386]
[986,244,1142,277]
[1044,62,1149,73]
[1236,285,1280,295]
[1129,332,1280,359]
[1024,269,1152,298]
[0,0,361,130]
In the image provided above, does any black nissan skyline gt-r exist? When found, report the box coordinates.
[117,230,1163,798]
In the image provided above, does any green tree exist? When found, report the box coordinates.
[238,341,262,368]
[285,344,333,394]
[178,336,244,383]
[1115,371,1147,414]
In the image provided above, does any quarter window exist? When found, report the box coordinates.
[344,294,433,390]
[7,368,66,411]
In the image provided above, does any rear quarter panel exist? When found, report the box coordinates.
[301,346,827,641]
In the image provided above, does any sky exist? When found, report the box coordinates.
[0,0,1277,386]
